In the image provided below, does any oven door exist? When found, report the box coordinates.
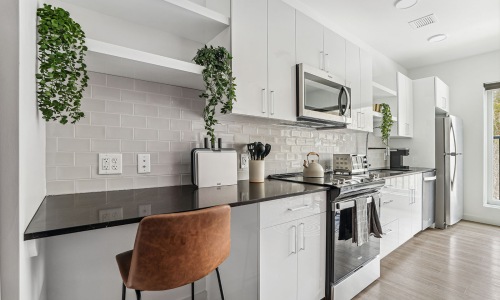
[332,193,380,284]
[297,63,351,125]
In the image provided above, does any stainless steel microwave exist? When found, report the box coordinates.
[296,63,351,128]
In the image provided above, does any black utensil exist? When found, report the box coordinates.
[256,142,265,160]
[247,143,256,160]
[263,144,271,160]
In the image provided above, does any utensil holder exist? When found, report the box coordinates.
[249,160,265,183]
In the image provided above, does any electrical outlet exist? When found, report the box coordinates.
[98,208,123,222]
[138,204,152,217]
[99,153,122,175]
[240,153,249,169]
[137,154,151,174]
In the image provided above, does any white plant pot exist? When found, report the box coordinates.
[249,160,265,183]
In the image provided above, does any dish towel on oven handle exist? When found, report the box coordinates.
[353,197,369,246]
[368,193,383,238]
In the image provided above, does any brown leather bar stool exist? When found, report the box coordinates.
[116,205,231,300]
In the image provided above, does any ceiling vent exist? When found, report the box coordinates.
[408,14,438,30]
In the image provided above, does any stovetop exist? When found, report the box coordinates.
[269,171,385,198]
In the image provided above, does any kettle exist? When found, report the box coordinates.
[303,152,325,178]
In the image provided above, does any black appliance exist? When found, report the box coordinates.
[390,148,410,169]
[268,171,384,300]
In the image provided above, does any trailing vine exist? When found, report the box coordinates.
[193,45,236,147]
[379,103,394,146]
[36,4,89,124]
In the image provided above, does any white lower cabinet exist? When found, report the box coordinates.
[380,173,423,258]
[259,192,326,300]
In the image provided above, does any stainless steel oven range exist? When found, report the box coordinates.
[269,171,385,300]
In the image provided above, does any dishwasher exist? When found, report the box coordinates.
[422,170,437,229]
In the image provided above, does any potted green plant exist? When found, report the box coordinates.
[193,45,236,148]
[378,103,394,146]
[36,4,89,124]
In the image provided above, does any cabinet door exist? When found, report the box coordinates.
[380,219,399,259]
[268,0,296,121]
[231,0,268,117]
[296,11,324,70]
[396,72,410,137]
[360,49,373,132]
[260,220,298,300]
[411,173,423,235]
[323,29,346,82]
[435,77,449,112]
[297,213,326,300]
[346,41,361,130]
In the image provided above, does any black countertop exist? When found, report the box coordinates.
[369,167,436,178]
[24,180,329,240]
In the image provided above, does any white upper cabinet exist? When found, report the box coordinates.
[346,41,361,131]
[296,12,324,70]
[360,48,373,132]
[396,72,413,138]
[268,0,296,121]
[231,0,268,118]
[323,29,346,81]
[435,77,450,113]
[232,0,296,120]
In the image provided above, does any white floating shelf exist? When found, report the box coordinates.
[372,111,398,122]
[61,0,230,44]
[373,82,397,99]
[85,39,204,90]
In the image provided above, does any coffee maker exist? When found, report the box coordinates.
[390,148,410,169]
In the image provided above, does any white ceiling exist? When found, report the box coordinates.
[300,0,500,69]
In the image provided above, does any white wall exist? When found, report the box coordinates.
[409,50,500,225]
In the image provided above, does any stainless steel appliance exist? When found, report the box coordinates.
[435,115,464,229]
[332,154,369,175]
[390,148,410,169]
[269,170,384,300]
[296,63,352,129]
[422,170,437,229]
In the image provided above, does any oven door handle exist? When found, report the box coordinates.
[335,196,373,211]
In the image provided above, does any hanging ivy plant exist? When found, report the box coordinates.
[193,45,236,147]
[379,103,394,146]
[36,4,89,124]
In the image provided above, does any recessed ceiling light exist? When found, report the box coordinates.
[427,34,448,43]
[395,0,418,9]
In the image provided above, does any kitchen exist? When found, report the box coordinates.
[1,0,500,300]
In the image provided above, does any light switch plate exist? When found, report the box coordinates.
[98,153,122,175]
[137,154,151,174]
[240,153,249,169]
[138,204,152,217]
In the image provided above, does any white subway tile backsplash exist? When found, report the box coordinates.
[92,85,121,101]
[76,125,105,139]
[106,101,134,115]
[134,128,158,140]
[47,72,358,195]
[91,112,120,126]
[106,127,134,140]
[134,104,159,117]
[91,139,121,152]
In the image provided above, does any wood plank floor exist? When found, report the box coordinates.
[354,221,500,300]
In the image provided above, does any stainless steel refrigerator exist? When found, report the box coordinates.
[435,115,464,229]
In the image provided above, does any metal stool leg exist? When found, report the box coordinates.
[216,267,225,300]
[135,290,141,300]
[122,283,126,300]
[191,282,195,300]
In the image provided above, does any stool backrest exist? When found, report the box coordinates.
[127,205,231,291]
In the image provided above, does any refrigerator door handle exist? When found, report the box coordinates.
[450,122,458,188]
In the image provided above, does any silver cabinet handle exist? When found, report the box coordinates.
[383,229,394,235]
[287,204,311,212]
[320,51,324,70]
[382,200,394,205]
[424,176,437,181]
[261,89,267,113]
[324,53,329,72]
[270,91,275,115]
[298,223,305,251]
[289,225,297,255]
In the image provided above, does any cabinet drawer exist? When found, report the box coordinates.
[380,219,399,259]
[380,193,399,226]
[259,192,326,229]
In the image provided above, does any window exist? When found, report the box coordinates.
[485,82,500,205]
